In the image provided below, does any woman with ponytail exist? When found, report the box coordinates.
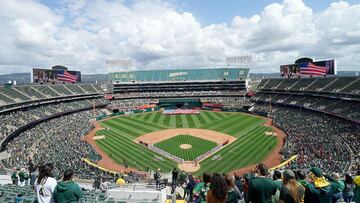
[278,170,304,203]
[35,164,57,203]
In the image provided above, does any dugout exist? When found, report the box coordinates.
[158,98,202,109]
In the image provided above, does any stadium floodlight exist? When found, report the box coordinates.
[225,55,255,68]
[225,55,253,64]
[105,59,132,82]
[225,54,266,65]
[105,60,132,70]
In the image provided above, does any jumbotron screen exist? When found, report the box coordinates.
[32,68,81,84]
[280,59,336,78]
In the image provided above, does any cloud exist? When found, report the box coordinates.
[0,0,359,74]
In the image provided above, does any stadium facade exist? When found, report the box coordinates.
[109,68,249,83]
[108,68,251,111]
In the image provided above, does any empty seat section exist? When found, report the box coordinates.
[80,84,98,93]
[262,79,283,90]
[289,78,316,91]
[32,86,59,97]
[322,77,358,92]
[305,77,336,91]
[0,93,16,104]
[275,78,299,90]
[65,85,85,94]
[340,79,360,95]
[0,87,31,101]
[50,85,73,95]
[91,84,102,92]
[15,86,45,99]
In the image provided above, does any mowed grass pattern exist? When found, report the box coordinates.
[155,135,217,160]
[95,111,277,174]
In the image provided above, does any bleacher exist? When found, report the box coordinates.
[274,78,298,91]
[65,84,86,94]
[0,93,16,104]
[32,86,59,97]
[91,84,103,93]
[0,87,31,102]
[322,77,359,93]
[304,77,336,92]
[49,85,73,95]
[258,76,360,96]
[0,84,103,110]
[289,78,315,91]
[14,86,45,99]
[256,79,269,89]
[340,78,360,95]
[0,184,110,203]
[0,185,36,203]
[79,84,99,94]
[262,78,283,90]
[254,76,360,121]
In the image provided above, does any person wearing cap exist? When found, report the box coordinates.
[278,170,304,203]
[247,163,276,203]
[353,175,360,203]
[324,173,344,203]
[304,167,333,203]
[296,170,309,188]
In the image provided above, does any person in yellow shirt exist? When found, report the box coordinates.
[116,176,126,186]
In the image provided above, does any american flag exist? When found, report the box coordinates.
[299,62,328,76]
[57,70,77,83]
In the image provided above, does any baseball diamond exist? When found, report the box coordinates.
[92,111,279,175]
[154,134,218,161]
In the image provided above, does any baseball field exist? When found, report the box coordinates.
[94,111,278,175]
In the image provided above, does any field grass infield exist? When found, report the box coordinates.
[95,111,277,175]
[154,134,217,161]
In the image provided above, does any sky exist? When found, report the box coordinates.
[0,0,360,74]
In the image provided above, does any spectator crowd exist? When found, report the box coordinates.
[169,163,360,203]
[269,106,360,174]
[3,110,103,179]
[0,98,108,142]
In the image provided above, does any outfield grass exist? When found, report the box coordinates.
[95,111,277,174]
[154,134,217,160]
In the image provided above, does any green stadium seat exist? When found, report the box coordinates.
[23,196,35,203]
[49,85,73,95]
[65,85,86,94]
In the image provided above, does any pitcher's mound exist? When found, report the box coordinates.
[180,144,192,149]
